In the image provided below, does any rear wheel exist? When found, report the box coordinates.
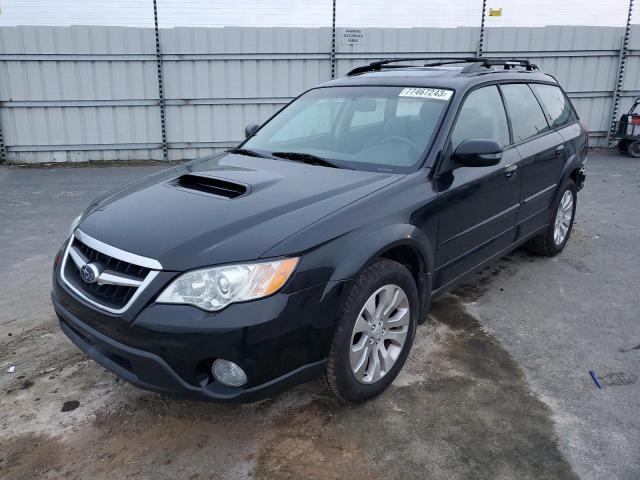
[321,259,418,403]
[628,140,640,158]
[525,179,577,257]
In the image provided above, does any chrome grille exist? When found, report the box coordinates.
[74,240,150,279]
[60,230,161,314]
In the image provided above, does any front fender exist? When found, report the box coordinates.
[329,223,433,283]
[283,223,435,324]
[331,224,434,323]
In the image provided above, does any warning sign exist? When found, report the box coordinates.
[488,8,503,16]
[341,29,365,46]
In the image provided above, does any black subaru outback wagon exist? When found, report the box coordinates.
[52,57,587,403]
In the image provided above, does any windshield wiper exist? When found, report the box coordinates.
[271,151,343,169]
[226,147,270,158]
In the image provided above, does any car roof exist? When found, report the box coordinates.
[319,66,557,91]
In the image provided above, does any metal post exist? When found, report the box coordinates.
[607,0,634,147]
[330,0,337,79]
[153,0,169,161]
[0,117,6,164]
[477,0,487,57]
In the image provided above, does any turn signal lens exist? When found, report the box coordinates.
[263,257,299,296]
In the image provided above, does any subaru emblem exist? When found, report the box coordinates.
[80,263,100,284]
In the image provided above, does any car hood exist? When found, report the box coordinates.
[78,153,402,271]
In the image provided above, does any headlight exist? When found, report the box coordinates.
[70,215,82,235]
[156,257,299,311]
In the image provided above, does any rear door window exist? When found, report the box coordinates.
[500,84,550,142]
[530,83,577,128]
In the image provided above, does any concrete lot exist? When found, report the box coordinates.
[0,150,638,480]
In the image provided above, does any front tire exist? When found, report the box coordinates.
[322,259,418,403]
[525,179,577,256]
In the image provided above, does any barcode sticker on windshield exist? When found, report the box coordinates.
[399,88,453,100]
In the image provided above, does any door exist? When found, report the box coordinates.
[500,83,565,238]
[433,85,522,290]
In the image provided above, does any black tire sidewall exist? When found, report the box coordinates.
[617,140,629,154]
[330,261,418,402]
[628,140,640,158]
[548,180,577,254]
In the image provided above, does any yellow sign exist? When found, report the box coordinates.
[488,8,503,17]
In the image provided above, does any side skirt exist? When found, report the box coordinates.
[430,223,549,300]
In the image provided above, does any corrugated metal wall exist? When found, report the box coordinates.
[0,26,162,162]
[0,24,638,163]
[160,27,331,160]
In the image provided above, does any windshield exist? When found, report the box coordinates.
[243,86,453,173]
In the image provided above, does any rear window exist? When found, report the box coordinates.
[500,84,550,142]
[531,84,577,128]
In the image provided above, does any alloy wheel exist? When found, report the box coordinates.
[349,284,410,384]
[554,190,574,245]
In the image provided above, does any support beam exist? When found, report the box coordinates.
[0,116,6,164]
[477,0,488,57]
[153,0,169,161]
[607,0,635,147]
[331,0,337,79]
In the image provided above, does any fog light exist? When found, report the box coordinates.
[212,359,247,387]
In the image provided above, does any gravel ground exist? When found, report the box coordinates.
[0,150,638,480]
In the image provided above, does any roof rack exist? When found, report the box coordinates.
[346,57,538,76]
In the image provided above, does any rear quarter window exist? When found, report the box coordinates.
[531,83,577,128]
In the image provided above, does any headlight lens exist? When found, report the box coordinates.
[69,215,82,235]
[156,257,299,311]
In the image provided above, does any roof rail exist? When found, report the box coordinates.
[461,58,538,73]
[346,57,538,76]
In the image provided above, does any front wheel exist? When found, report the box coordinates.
[525,179,577,256]
[321,259,418,403]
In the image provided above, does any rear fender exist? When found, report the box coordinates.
[553,153,583,203]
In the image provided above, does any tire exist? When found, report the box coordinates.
[628,140,640,158]
[617,139,629,155]
[322,258,418,403]
[525,179,577,257]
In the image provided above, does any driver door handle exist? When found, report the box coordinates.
[504,163,518,178]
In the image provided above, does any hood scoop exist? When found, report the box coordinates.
[171,174,248,199]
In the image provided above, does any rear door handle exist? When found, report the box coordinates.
[504,163,518,178]
[555,145,565,156]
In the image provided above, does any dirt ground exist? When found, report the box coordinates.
[1,151,638,479]
[0,280,575,480]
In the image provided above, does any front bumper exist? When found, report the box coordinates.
[52,270,348,402]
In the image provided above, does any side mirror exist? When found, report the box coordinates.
[244,122,260,138]
[452,139,503,167]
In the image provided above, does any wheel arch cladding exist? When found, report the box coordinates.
[329,224,434,323]
[554,154,582,201]
[331,224,433,282]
